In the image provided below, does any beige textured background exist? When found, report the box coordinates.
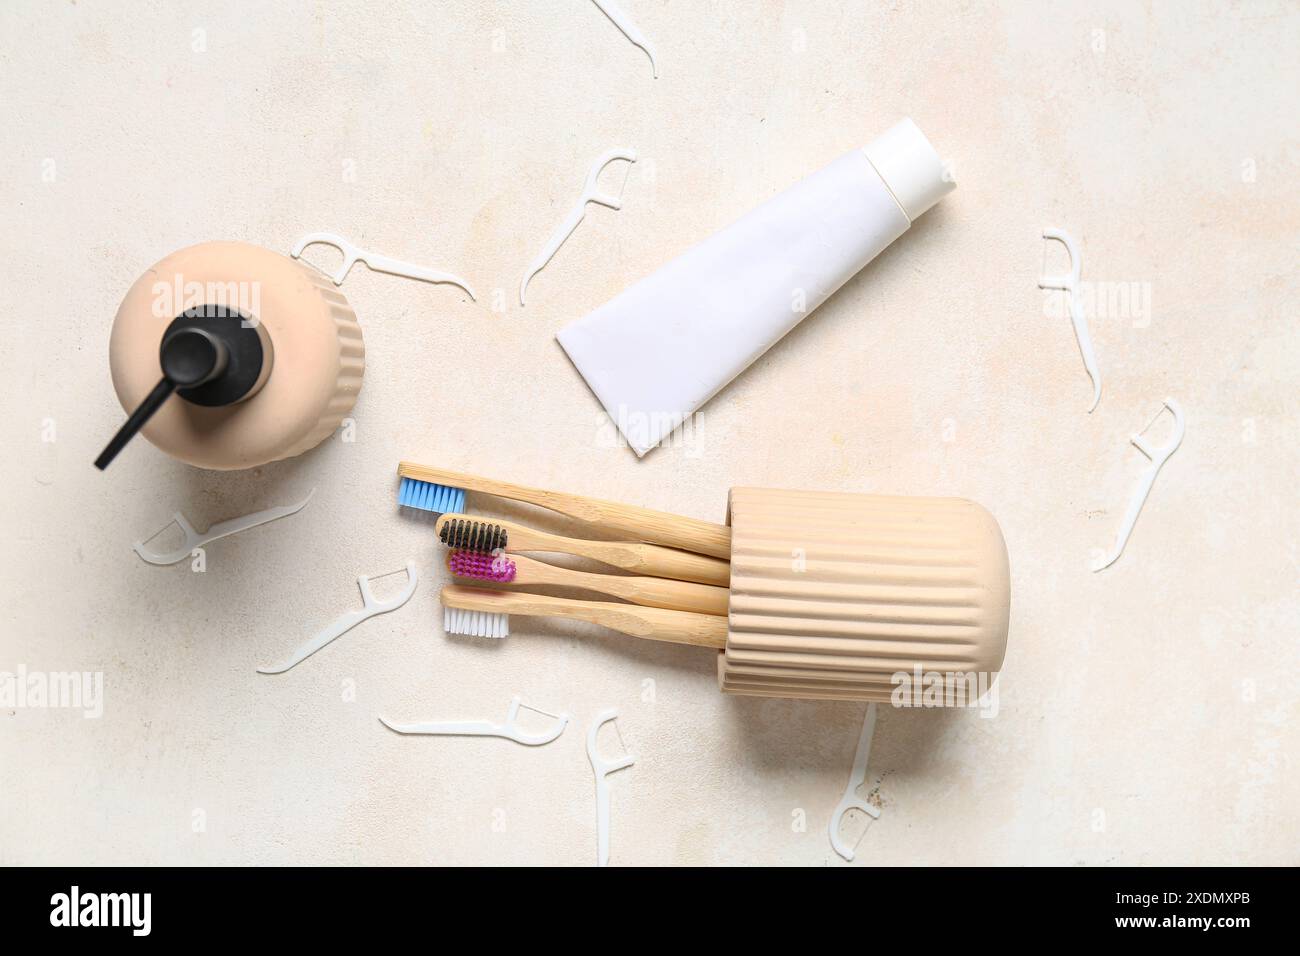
[2,1,1297,865]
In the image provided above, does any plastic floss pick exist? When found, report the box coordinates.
[589,0,658,78]
[520,148,637,305]
[258,560,419,674]
[587,709,635,867]
[379,696,569,746]
[1093,399,1184,572]
[133,489,315,565]
[829,703,881,862]
[1039,227,1102,412]
[291,233,475,299]
[557,118,955,456]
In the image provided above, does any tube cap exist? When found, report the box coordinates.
[861,118,953,222]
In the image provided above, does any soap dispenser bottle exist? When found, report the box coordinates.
[97,241,364,471]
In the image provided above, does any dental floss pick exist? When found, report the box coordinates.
[1039,227,1102,412]
[378,696,569,747]
[132,488,315,566]
[1093,399,1185,572]
[828,703,882,862]
[257,561,419,674]
[520,148,637,305]
[291,232,475,299]
[589,0,658,78]
[587,709,635,866]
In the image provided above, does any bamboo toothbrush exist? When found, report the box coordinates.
[448,550,729,616]
[440,585,727,648]
[435,513,730,587]
[397,462,732,559]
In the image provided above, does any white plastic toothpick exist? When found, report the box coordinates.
[291,232,475,299]
[520,148,637,305]
[1093,399,1184,572]
[829,703,881,862]
[1039,228,1101,412]
[132,488,315,566]
[587,709,635,867]
[257,561,419,674]
[379,696,569,746]
[590,0,658,78]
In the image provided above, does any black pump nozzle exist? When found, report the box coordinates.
[95,308,265,471]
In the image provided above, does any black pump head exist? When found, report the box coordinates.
[94,306,267,470]
[160,326,228,388]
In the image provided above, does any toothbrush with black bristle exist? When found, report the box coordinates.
[395,462,732,560]
[435,513,729,587]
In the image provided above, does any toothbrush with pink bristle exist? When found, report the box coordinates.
[447,550,728,617]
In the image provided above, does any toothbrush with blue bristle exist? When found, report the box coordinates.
[397,474,467,515]
[396,462,732,559]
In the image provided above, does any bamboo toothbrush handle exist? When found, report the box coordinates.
[509,522,730,587]
[570,568,729,617]
[442,585,728,649]
[400,462,732,559]
[511,554,729,616]
[436,513,731,587]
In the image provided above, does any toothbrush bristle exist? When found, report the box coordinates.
[442,605,510,639]
[398,476,466,516]
[449,550,517,583]
[438,517,508,554]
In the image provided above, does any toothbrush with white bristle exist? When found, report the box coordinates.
[440,585,727,649]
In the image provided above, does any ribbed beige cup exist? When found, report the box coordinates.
[720,487,1010,702]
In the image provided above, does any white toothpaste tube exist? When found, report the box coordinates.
[557,118,955,456]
